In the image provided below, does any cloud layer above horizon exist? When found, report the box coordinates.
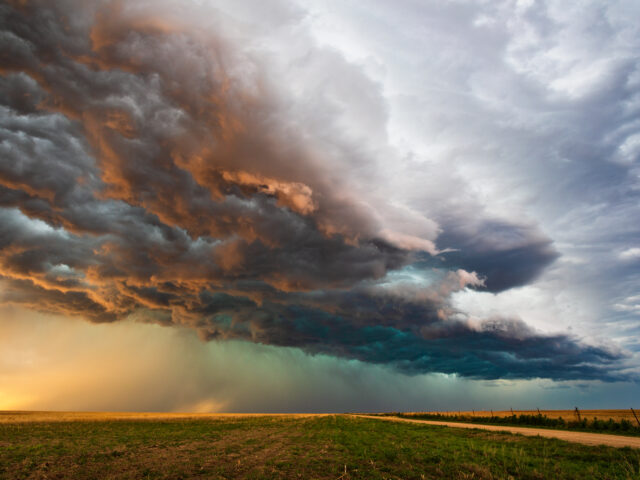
[1,0,638,384]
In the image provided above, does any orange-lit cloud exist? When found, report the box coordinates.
[0,0,622,382]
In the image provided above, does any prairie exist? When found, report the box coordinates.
[2,411,640,479]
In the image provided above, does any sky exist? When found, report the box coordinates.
[0,0,639,412]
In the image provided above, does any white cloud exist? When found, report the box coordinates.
[620,247,640,261]
[298,0,640,348]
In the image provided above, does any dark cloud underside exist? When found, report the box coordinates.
[0,0,628,381]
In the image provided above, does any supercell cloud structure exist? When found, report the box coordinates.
[0,0,636,382]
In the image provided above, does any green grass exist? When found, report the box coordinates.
[1,415,640,479]
[386,412,640,437]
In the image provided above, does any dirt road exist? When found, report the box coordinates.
[354,415,640,449]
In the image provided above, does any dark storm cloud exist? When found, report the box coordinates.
[0,0,626,381]
[164,291,628,381]
[436,219,559,292]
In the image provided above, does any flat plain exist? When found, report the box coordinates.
[2,411,640,479]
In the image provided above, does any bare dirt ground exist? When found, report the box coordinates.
[356,414,640,448]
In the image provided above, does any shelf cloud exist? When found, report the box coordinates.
[0,0,633,382]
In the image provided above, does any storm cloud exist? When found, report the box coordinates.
[0,0,630,381]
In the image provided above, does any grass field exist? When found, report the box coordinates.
[2,412,640,479]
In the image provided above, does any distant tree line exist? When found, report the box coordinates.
[386,412,640,436]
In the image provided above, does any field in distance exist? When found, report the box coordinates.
[403,409,639,422]
[2,411,640,479]
[4,409,636,423]
[0,411,321,423]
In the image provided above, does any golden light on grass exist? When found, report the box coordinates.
[0,411,329,423]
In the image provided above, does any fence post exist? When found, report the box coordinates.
[575,407,581,422]
[631,408,640,427]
